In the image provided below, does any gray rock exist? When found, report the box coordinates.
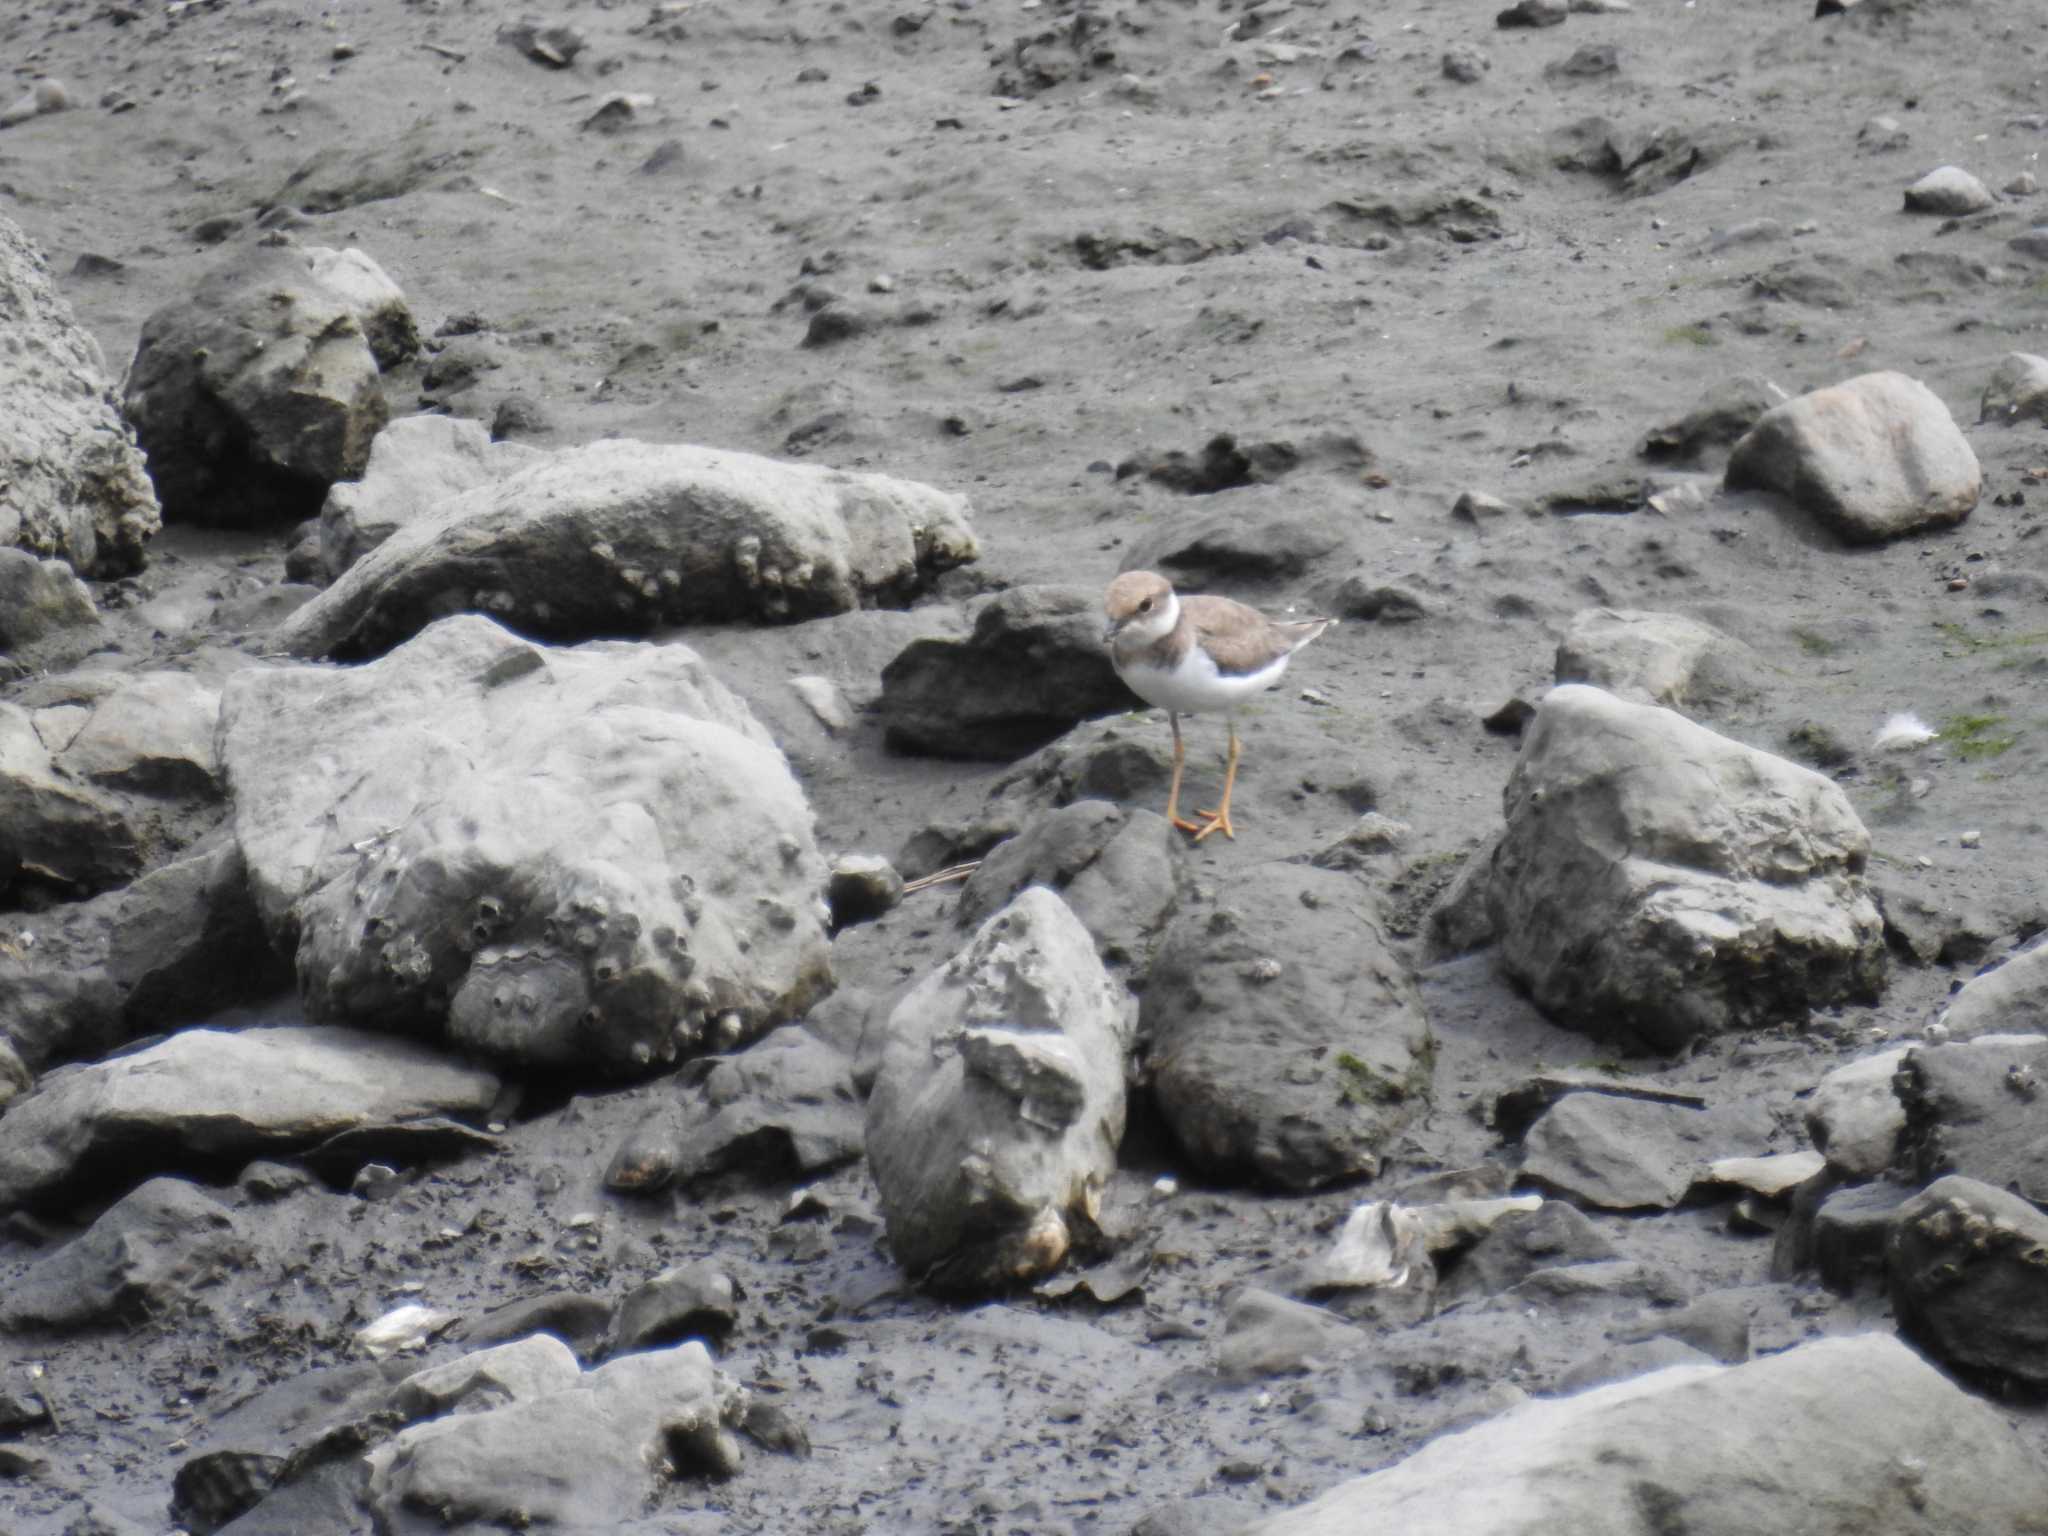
[122,242,399,527]
[0,836,285,1075]
[218,615,831,1076]
[302,246,419,370]
[1213,1288,1365,1379]
[392,1335,582,1421]
[1614,1289,1751,1363]
[828,854,904,927]
[1552,607,1767,715]
[1143,863,1433,1192]
[316,413,544,581]
[1496,0,1568,25]
[35,668,221,797]
[1859,114,1910,151]
[1804,1047,1908,1176]
[0,213,159,575]
[1940,936,2048,1039]
[1811,1178,1913,1292]
[1489,685,1885,1050]
[1889,1176,2048,1393]
[1553,1336,1715,1392]
[1518,1093,1705,1211]
[1895,1033,2048,1202]
[364,1342,746,1528]
[1440,1200,1618,1301]
[1979,353,2048,425]
[1902,165,1995,215]
[0,549,98,647]
[2012,226,2048,262]
[609,1261,739,1353]
[879,586,1139,761]
[0,1177,246,1329]
[1637,375,1789,461]
[0,1024,500,1209]
[1725,371,1980,544]
[277,438,978,659]
[452,1291,613,1359]
[864,887,1132,1291]
[1242,1334,2048,1535]
[1118,489,1353,585]
[605,1027,864,1193]
[0,701,144,900]
[1441,45,1489,82]
[957,801,1180,966]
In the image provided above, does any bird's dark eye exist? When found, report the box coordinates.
[1138,598,1152,612]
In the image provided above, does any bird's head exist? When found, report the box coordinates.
[1102,570,1178,646]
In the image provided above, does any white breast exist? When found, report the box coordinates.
[1116,641,1292,715]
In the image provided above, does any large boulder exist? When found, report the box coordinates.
[0,1024,501,1209]
[1889,1176,2048,1394]
[1142,863,1433,1191]
[1552,608,1767,716]
[0,212,159,575]
[274,438,979,659]
[1895,1033,2048,1202]
[316,413,545,581]
[1488,685,1885,1051]
[1242,1334,2048,1534]
[218,614,832,1076]
[122,242,408,527]
[1724,370,1980,543]
[864,887,1132,1292]
[879,586,1140,761]
[1939,937,2048,1039]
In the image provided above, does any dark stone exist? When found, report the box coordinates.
[609,1261,740,1353]
[957,801,1180,967]
[1440,1200,1618,1301]
[1896,1034,2048,1204]
[0,1178,248,1331]
[1889,1175,2048,1394]
[879,586,1141,761]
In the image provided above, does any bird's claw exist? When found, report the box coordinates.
[1189,807,1235,842]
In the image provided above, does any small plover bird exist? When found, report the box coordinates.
[1101,570,1333,842]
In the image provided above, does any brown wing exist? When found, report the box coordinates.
[1182,594,1332,677]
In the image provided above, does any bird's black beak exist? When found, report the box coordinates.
[1102,619,1121,645]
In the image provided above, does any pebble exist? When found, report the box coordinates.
[1442,46,1490,83]
[1959,829,1982,849]
[1496,0,1568,25]
[2007,172,2039,197]
[1859,115,1910,152]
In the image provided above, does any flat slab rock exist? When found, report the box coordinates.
[277,437,980,659]
[1488,684,1885,1050]
[0,1024,500,1209]
[1938,937,2048,1040]
[218,613,832,1077]
[1241,1333,2048,1534]
[0,1176,247,1331]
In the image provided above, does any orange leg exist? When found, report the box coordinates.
[1164,712,1203,835]
[1192,720,1240,842]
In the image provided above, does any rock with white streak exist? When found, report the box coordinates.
[1489,685,1886,1050]
[1240,1334,2048,1536]
[864,887,1132,1292]
[277,438,979,659]
[1725,371,1980,544]
[217,614,832,1077]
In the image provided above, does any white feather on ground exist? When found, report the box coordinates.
[1873,712,1939,751]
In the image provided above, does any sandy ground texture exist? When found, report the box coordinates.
[3,0,2048,1530]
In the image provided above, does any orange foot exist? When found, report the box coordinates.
[1169,814,1206,836]
[1189,806,1236,842]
